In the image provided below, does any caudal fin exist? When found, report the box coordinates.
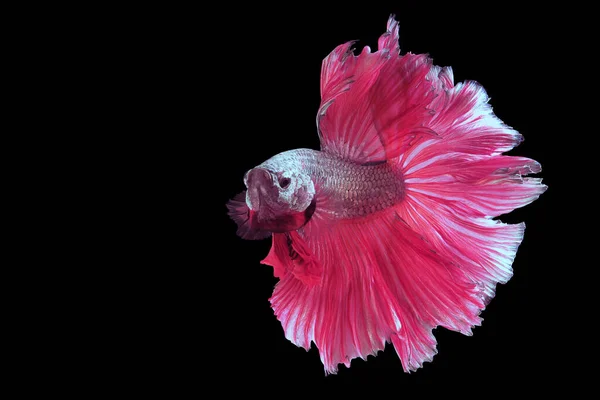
[397,62,547,301]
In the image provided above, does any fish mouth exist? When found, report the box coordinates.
[245,168,277,212]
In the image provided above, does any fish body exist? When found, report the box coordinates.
[227,16,546,374]
[253,149,403,221]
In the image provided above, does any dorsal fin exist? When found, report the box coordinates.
[317,16,438,164]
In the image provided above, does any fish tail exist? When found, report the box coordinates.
[394,69,547,304]
[379,66,546,370]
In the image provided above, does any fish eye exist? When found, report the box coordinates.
[279,177,291,188]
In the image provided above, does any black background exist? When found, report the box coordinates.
[127,1,573,392]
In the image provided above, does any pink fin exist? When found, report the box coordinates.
[399,67,547,221]
[317,16,437,163]
[261,232,323,285]
[260,234,288,279]
[399,77,525,161]
[226,191,271,240]
[393,61,547,301]
[267,211,486,374]
[399,156,545,301]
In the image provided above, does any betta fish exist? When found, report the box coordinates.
[227,16,546,374]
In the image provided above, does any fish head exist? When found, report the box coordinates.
[243,166,315,232]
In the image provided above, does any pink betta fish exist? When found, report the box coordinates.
[227,16,546,374]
